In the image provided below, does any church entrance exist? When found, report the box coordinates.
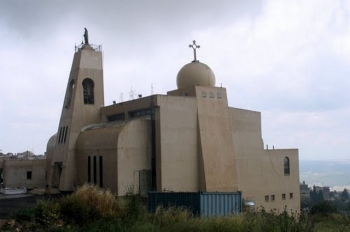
[52,162,62,188]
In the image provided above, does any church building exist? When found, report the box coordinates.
[46,35,300,213]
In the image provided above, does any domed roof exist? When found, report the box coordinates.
[176,61,216,89]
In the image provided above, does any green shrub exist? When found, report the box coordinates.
[122,185,146,223]
[152,206,192,228]
[12,208,36,222]
[59,184,119,226]
[310,200,337,217]
[34,200,61,227]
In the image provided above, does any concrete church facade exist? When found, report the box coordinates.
[46,37,300,213]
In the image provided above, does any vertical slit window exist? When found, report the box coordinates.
[82,78,94,104]
[99,156,103,188]
[88,156,91,183]
[284,157,290,175]
[58,127,63,143]
[93,156,97,184]
[63,126,68,143]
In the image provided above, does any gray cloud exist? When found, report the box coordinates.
[0,0,349,161]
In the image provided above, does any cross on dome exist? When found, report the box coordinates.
[189,40,200,62]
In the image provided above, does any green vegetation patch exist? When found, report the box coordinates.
[1,184,350,231]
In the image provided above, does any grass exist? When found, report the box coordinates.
[1,184,350,231]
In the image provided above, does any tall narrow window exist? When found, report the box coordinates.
[63,126,68,143]
[99,156,103,188]
[284,157,290,175]
[65,79,75,107]
[88,156,91,183]
[82,78,94,104]
[58,127,63,144]
[93,156,97,184]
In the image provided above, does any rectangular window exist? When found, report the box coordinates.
[271,195,275,201]
[289,193,293,199]
[129,108,152,118]
[27,171,32,180]
[88,156,91,183]
[93,156,97,184]
[265,195,269,202]
[107,113,125,122]
[201,91,207,98]
[217,92,222,99]
[282,193,286,200]
[99,156,103,188]
[209,92,214,98]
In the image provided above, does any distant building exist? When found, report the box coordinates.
[300,181,310,198]
[314,186,330,200]
[2,159,46,189]
[45,36,300,213]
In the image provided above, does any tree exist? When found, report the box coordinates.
[310,200,337,216]
[341,189,350,201]
[310,185,324,205]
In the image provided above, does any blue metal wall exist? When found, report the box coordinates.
[148,192,242,217]
[199,192,242,217]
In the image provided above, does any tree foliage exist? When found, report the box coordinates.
[341,189,350,201]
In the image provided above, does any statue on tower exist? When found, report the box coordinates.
[83,28,89,45]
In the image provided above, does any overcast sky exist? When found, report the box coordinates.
[0,0,349,161]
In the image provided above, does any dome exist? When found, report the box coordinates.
[176,61,216,89]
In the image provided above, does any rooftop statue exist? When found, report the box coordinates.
[83,28,89,45]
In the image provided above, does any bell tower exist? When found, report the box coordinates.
[49,32,104,192]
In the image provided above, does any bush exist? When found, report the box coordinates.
[152,206,192,228]
[59,184,119,227]
[34,200,61,227]
[310,200,337,217]
[12,208,36,222]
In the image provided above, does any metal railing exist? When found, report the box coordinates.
[75,43,102,52]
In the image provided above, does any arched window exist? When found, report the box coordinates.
[65,79,75,107]
[284,157,290,175]
[82,78,94,104]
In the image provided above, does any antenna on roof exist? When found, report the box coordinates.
[129,88,135,100]
[151,84,154,95]
[119,93,123,102]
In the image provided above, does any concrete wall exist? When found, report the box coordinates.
[194,86,237,192]
[3,159,46,189]
[76,119,151,196]
[229,107,300,213]
[117,119,151,195]
[261,149,300,213]
[156,95,198,192]
[49,46,104,192]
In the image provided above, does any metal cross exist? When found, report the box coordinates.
[189,40,200,62]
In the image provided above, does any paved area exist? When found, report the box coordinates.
[0,194,36,219]
[0,193,63,219]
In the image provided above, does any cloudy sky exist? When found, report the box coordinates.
[0,0,349,161]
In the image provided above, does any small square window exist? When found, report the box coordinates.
[282,193,286,200]
[201,91,207,98]
[209,92,214,98]
[289,193,293,199]
[217,92,222,99]
[265,195,269,202]
[27,171,32,180]
[271,195,275,201]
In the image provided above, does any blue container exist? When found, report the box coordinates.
[148,191,241,217]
